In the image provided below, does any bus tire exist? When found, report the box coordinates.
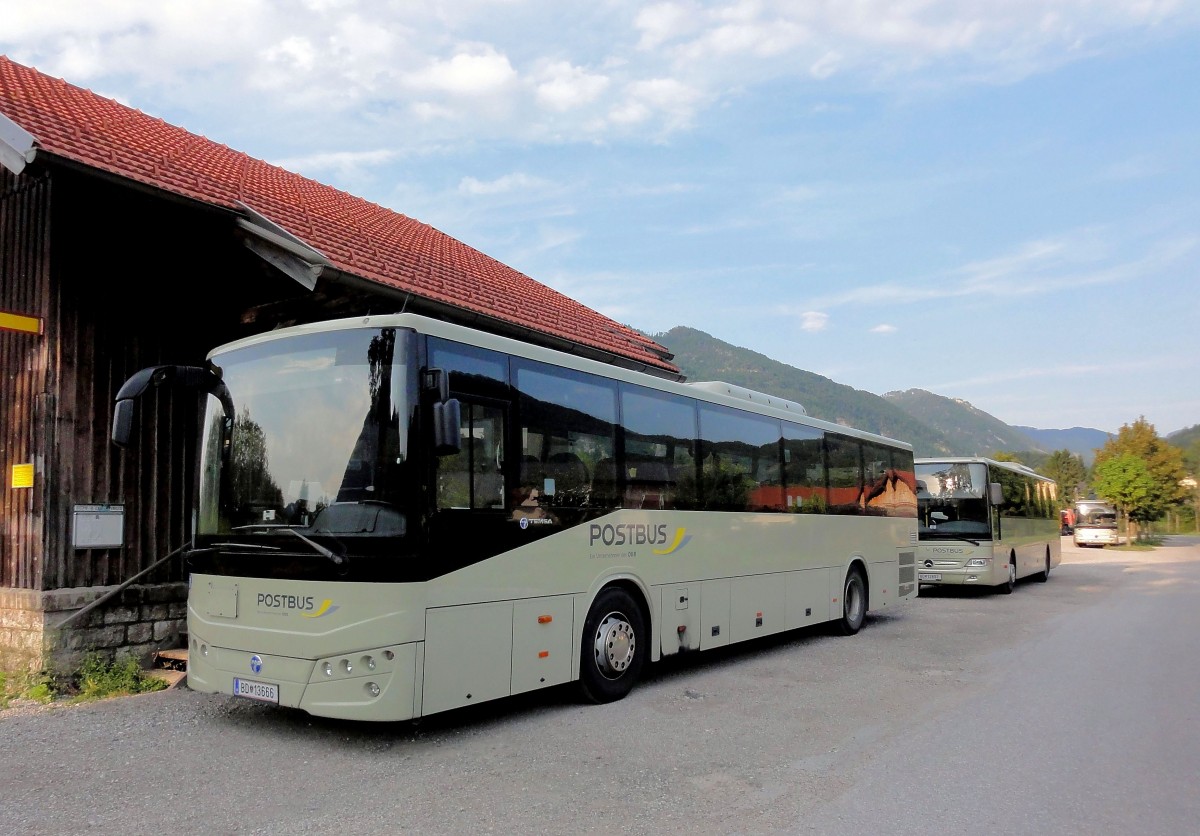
[579,587,646,704]
[834,567,867,636]
[1036,551,1051,583]
[999,557,1016,595]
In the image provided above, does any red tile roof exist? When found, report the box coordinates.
[0,55,678,376]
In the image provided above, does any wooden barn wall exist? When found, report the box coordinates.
[3,162,393,598]
[0,168,51,590]
[37,169,310,592]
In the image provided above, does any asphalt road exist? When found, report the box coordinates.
[3,536,1198,836]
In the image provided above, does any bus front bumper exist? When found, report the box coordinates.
[186,631,420,722]
[917,561,1001,587]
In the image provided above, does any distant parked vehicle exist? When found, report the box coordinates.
[1073,500,1119,547]
[1060,508,1075,536]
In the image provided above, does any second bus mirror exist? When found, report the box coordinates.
[988,482,1004,506]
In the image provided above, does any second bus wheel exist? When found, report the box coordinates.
[579,587,647,704]
[1000,557,1017,594]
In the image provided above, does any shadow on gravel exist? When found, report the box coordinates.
[917,583,1014,599]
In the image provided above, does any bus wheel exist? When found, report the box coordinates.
[1000,558,1016,595]
[1036,552,1051,583]
[835,568,867,636]
[579,587,646,704]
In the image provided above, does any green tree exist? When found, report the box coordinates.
[1092,417,1188,528]
[1092,454,1157,541]
[1040,449,1088,504]
[1183,438,1200,478]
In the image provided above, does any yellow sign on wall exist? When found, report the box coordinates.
[11,463,34,489]
[0,309,43,335]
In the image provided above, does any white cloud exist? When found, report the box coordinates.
[800,311,829,332]
[608,77,705,131]
[871,324,897,334]
[4,0,1196,152]
[533,61,610,112]
[261,37,318,74]
[404,47,517,96]
[806,228,1197,311]
[458,173,551,196]
[810,51,841,79]
[635,3,702,50]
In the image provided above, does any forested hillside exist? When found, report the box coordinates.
[882,389,1047,455]
[650,326,1179,466]
[1014,426,1113,465]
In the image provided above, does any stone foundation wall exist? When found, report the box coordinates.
[0,583,188,674]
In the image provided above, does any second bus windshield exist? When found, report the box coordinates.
[916,461,991,540]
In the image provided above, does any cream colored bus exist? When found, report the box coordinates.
[915,457,1061,594]
[113,313,917,721]
[1073,500,1119,547]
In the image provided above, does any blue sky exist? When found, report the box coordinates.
[4,1,1198,435]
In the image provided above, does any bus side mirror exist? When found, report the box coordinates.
[111,364,232,449]
[112,399,137,448]
[433,398,462,456]
[111,365,168,449]
[989,482,1004,506]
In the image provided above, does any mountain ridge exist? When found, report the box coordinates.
[656,326,954,456]
[652,327,1108,461]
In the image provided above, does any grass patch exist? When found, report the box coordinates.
[1112,535,1163,551]
[0,668,56,708]
[69,654,168,703]
[1,654,167,712]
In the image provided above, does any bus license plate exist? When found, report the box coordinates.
[233,677,279,704]
[918,572,941,582]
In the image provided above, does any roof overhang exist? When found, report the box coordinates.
[235,201,331,291]
[0,111,37,175]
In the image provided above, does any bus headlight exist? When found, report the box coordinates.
[965,558,989,567]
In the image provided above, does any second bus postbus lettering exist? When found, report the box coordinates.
[588,523,669,548]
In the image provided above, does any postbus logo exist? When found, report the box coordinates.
[586,523,691,555]
[653,528,692,555]
[256,592,339,618]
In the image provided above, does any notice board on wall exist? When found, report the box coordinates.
[73,504,125,549]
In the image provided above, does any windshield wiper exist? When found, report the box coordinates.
[280,527,347,567]
[189,542,283,556]
[926,533,982,546]
[229,523,348,566]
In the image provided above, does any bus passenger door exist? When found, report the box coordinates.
[431,399,510,569]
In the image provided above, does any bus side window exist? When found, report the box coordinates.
[784,422,826,514]
[826,434,864,515]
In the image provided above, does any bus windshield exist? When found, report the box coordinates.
[196,327,413,557]
[1075,502,1117,527]
[915,461,992,540]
